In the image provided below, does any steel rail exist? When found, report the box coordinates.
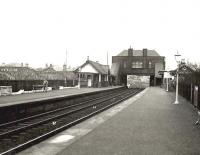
[0,88,125,129]
[0,88,143,155]
[0,89,130,138]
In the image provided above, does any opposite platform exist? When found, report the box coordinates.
[0,86,121,107]
[19,87,200,155]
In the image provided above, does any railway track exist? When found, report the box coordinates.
[0,88,143,155]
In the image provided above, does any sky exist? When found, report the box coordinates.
[0,0,200,70]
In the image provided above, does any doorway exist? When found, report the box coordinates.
[87,75,92,87]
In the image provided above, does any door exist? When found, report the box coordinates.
[88,79,92,87]
[87,75,92,87]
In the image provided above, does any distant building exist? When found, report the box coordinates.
[0,66,40,80]
[0,63,77,91]
[0,63,75,81]
[75,59,109,87]
[111,47,165,86]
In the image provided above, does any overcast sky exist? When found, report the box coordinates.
[1,0,200,70]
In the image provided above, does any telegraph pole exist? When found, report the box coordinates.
[107,51,108,66]
[65,49,67,71]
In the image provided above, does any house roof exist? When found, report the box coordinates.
[170,64,196,76]
[117,49,160,56]
[42,67,56,72]
[75,60,109,75]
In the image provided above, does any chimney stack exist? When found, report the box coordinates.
[63,64,67,71]
[143,48,147,56]
[128,47,133,56]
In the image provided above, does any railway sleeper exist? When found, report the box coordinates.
[0,142,4,153]
[59,118,73,124]
[39,124,49,133]
[52,120,63,127]
[1,138,13,150]
[43,123,53,131]
[19,132,30,142]
[11,135,22,146]
[32,127,43,136]
[26,128,39,138]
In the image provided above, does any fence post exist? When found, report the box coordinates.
[191,83,193,104]
[194,85,198,108]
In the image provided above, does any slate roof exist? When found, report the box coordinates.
[89,61,109,74]
[42,67,56,72]
[75,60,109,75]
[117,49,160,56]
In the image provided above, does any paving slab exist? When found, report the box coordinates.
[58,87,200,155]
[18,87,200,155]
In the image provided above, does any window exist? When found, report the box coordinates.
[123,62,127,68]
[139,62,143,68]
[81,74,85,78]
[132,61,143,68]
[149,61,152,68]
[104,75,108,81]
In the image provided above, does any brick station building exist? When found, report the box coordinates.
[111,47,165,87]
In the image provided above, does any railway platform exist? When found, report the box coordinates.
[0,86,121,107]
[18,87,200,155]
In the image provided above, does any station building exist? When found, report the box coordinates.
[111,47,165,87]
[75,59,109,88]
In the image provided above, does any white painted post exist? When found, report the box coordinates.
[166,78,169,92]
[174,67,179,104]
[173,52,181,104]
[99,74,101,82]
[78,68,81,89]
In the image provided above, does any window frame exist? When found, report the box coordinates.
[132,61,143,68]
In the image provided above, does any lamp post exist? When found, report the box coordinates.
[164,68,170,92]
[78,68,81,89]
[166,74,169,92]
[174,52,181,104]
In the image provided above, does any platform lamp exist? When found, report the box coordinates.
[174,52,181,104]
[78,68,81,89]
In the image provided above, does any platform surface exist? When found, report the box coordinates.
[0,86,120,107]
[18,87,200,155]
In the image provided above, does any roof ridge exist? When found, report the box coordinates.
[117,49,160,56]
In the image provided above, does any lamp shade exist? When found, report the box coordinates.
[175,53,181,63]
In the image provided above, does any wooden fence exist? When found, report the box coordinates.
[178,67,200,109]
[0,80,78,92]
